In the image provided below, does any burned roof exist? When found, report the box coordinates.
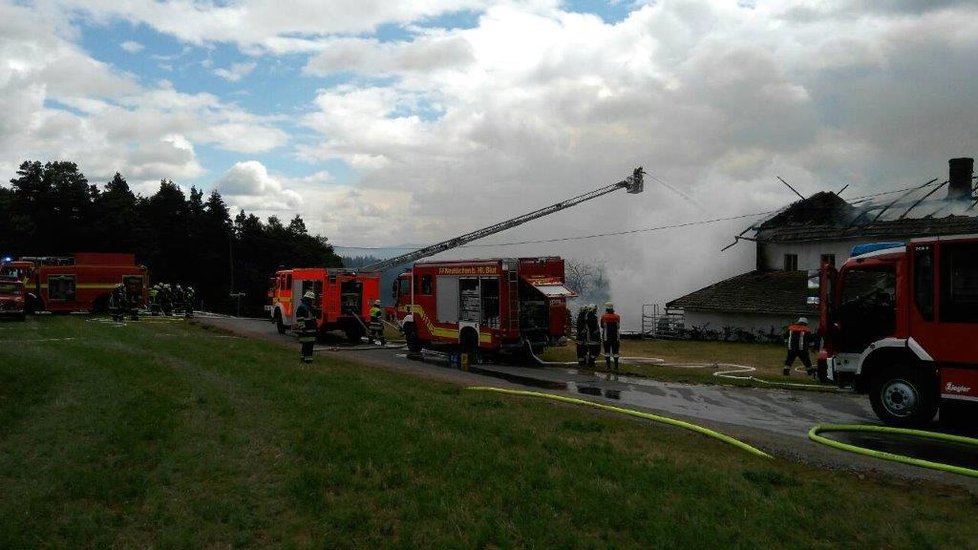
[757,191,857,229]
[753,181,978,243]
[666,270,815,316]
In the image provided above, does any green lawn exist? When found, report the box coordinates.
[1,317,976,548]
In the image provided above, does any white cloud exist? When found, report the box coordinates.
[4,0,978,329]
[214,61,257,82]
[215,161,303,211]
[0,4,287,187]
[120,40,143,53]
[59,0,496,51]
[290,0,978,328]
[304,34,475,76]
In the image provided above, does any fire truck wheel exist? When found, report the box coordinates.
[91,294,110,314]
[869,365,938,428]
[274,311,286,334]
[460,329,480,364]
[404,323,421,353]
[346,326,364,343]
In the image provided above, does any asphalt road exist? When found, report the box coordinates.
[192,313,978,490]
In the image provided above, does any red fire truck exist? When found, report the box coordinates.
[0,253,147,314]
[819,235,978,426]
[390,257,576,357]
[267,268,380,341]
[0,277,26,321]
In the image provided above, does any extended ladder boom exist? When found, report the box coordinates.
[362,167,644,273]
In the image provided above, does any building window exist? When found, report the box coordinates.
[821,254,836,267]
[784,254,798,271]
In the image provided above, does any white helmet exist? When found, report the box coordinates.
[303,291,316,300]
[797,317,809,325]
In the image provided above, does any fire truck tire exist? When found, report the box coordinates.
[403,323,422,353]
[869,365,938,428]
[91,294,110,314]
[460,329,480,364]
[346,325,364,343]
[274,311,286,334]
[16,312,26,322]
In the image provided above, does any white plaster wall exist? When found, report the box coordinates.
[759,240,861,271]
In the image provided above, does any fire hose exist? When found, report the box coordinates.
[809,424,978,478]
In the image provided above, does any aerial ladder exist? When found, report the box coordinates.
[361,167,645,273]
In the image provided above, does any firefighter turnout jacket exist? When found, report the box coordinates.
[600,311,621,343]
[786,323,811,352]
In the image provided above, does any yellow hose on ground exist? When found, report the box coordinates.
[467,386,773,459]
[809,424,978,478]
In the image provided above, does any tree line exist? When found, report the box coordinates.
[0,160,342,315]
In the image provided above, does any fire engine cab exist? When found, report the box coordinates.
[0,277,26,321]
[0,253,147,314]
[819,235,978,426]
[391,257,575,357]
[267,268,380,341]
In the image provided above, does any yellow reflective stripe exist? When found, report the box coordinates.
[410,305,492,343]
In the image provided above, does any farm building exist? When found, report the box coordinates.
[664,158,978,340]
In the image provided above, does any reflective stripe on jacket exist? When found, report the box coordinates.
[786,324,810,351]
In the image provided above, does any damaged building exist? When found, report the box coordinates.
[664,158,978,340]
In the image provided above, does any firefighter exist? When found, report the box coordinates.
[173,285,186,315]
[127,281,140,321]
[369,299,385,346]
[148,284,159,315]
[109,283,126,323]
[575,305,588,367]
[294,290,317,363]
[600,302,622,371]
[586,304,601,369]
[784,317,814,376]
[159,284,173,316]
[184,286,195,318]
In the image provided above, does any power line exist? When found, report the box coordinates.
[334,179,946,252]
[337,209,780,251]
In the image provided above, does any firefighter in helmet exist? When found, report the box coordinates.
[109,283,127,323]
[575,305,589,367]
[369,299,385,346]
[160,284,173,316]
[600,301,622,371]
[585,304,601,368]
[783,316,814,377]
[294,290,317,363]
[148,284,160,315]
[173,285,186,314]
[184,286,195,318]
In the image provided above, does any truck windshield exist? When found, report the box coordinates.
[0,282,22,294]
[834,266,896,352]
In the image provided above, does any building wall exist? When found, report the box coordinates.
[757,239,865,271]
[683,310,818,338]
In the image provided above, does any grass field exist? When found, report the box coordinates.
[2,316,977,548]
[541,338,811,386]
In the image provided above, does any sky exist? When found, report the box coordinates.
[2,0,977,328]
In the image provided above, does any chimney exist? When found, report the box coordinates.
[948,157,974,200]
